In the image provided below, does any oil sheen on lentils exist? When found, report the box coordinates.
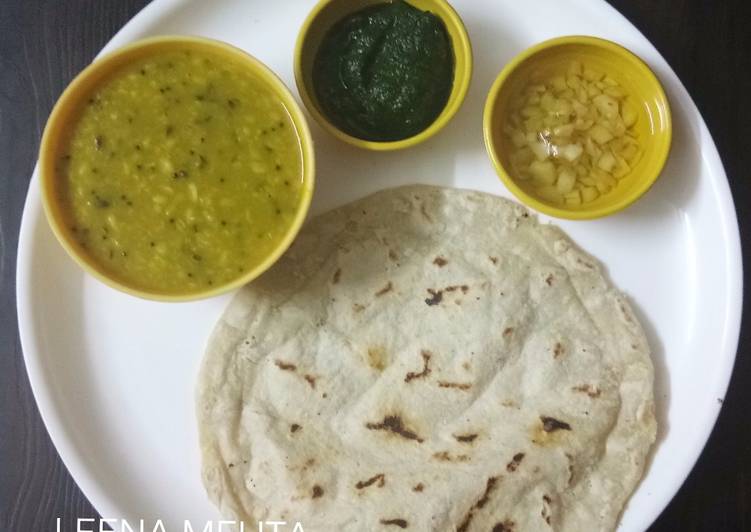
[56,49,303,294]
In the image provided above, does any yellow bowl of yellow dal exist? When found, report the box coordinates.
[40,36,315,301]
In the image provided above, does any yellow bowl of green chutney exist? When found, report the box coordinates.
[40,36,315,301]
[295,0,472,151]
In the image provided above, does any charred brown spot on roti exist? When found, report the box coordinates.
[553,342,565,358]
[405,350,431,383]
[311,485,324,498]
[388,249,398,261]
[576,257,594,269]
[438,381,472,391]
[356,473,385,489]
[457,476,501,532]
[433,451,470,462]
[503,327,514,338]
[501,399,518,408]
[274,360,296,371]
[367,346,388,371]
[433,256,448,267]
[489,256,499,265]
[425,289,443,306]
[290,423,301,433]
[492,520,515,532]
[445,284,469,294]
[541,495,553,525]
[541,416,572,432]
[353,303,366,313]
[545,274,554,286]
[380,518,408,528]
[572,384,601,398]
[375,281,394,296]
[304,374,316,388]
[506,452,525,472]
[532,417,572,446]
[332,268,341,284]
[412,483,424,492]
[454,433,478,444]
[457,514,472,530]
[474,477,499,509]
[366,415,424,443]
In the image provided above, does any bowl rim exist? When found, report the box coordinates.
[293,0,473,151]
[39,35,315,302]
[483,34,673,220]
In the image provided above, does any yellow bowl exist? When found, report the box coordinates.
[294,0,472,151]
[483,35,672,220]
[39,36,315,302]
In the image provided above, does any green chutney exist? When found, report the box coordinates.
[56,49,304,294]
[313,0,454,142]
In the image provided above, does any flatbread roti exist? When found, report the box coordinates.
[197,185,656,532]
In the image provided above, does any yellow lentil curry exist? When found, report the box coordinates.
[54,49,304,294]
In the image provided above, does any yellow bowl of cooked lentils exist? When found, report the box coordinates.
[484,35,672,220]
[40,36,315,301]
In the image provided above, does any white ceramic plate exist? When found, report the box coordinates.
[17,0,742,530]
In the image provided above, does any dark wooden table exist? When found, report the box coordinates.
[1,1,749,531]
